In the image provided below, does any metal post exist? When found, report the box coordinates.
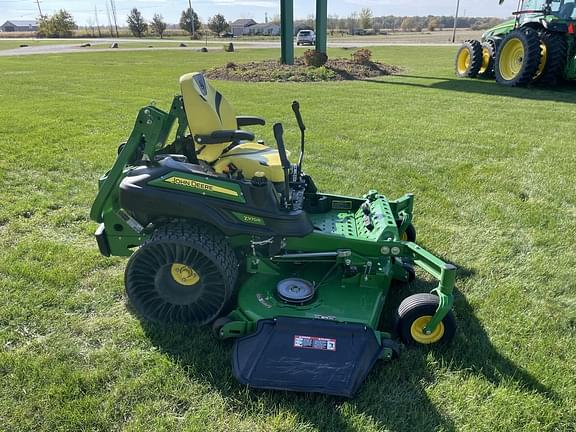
[188,0,195,38]
[280,0,294,64]
[35,0,44,18]
[451,0,460,43]
[315,0,327,54]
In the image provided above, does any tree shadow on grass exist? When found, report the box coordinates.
[367,75,576,104]
[140,262,556,432]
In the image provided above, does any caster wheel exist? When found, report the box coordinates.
[396,293,456,346]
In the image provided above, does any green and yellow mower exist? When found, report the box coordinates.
[456,0,576,86]
[90,73,457,397]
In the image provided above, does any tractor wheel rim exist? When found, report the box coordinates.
[479,47,491,74]
[499,38,525,81]
[535,42,548,78]
[457,48,471,74]
[410,315,445,344]
[170,263,201,286]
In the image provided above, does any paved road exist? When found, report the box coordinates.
[0,38,456,57]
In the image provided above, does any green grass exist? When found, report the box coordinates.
[0,47,575,432]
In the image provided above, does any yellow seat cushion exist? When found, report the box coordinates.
[212,143,286,183]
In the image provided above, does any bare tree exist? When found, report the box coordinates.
[150,13,167,39]
[359,8,373,29]
[127,8,147,38]
[94,5,102,37]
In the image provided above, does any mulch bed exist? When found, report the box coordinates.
[205,58,402,82]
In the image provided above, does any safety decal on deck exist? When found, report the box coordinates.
[293,335,336,352]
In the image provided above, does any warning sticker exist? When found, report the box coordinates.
[293,335,336,352]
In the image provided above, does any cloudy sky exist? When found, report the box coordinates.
[1,0,518,25]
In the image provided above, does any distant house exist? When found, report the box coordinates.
[230,19,256,37]
[0,20,38,32]
[243,23,280,36]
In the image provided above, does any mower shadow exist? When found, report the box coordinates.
[368,75,576,104]
[140,262,555,432]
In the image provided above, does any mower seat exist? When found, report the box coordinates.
[180,73,285,183]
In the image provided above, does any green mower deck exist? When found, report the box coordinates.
[90,73,457,397]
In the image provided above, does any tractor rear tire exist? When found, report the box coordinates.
[396,293,456,346]
[125,222,238,325]
[495,28,541,87]
[533,31,568,86]
[478,41,497,79]
[455,40,483,78]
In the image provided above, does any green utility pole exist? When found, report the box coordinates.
[280,0,294,64]
[315,0,328,54]
[280,0,328,64]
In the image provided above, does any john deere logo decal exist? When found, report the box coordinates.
[165,176,239,197]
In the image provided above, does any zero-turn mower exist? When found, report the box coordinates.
[90,73,457,397]
[455,0,576,86]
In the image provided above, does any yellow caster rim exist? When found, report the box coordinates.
[410,315,445,344]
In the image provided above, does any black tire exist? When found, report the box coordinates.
[125,222,238,325]
[533,31,568,86]
[396,293,456,346]
[478,40,497,79]
[495,28,541,87]
[397,221,416,242]
[455,40,483,78]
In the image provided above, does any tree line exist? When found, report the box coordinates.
[36,6,505,39]
[36,7,229,39]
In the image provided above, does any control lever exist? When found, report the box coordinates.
[273,123,292,208]
[291,101,306,178]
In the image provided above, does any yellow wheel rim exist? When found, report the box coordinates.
[410,315,445,344]
[170,263,200,286]
[479,47,491,74]
[535,42,547,79]
[457,48,471,75]
[499,38,525,81]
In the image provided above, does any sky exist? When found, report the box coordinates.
[0,0,519,26]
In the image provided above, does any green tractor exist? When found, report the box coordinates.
[455,0,576,86]
[90,73,457,397]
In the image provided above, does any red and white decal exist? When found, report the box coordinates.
[293,335,336,351]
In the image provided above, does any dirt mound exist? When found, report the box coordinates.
[205,58,401,82]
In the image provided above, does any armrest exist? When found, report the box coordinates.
[237,116,266,127]
[194,130,255,145]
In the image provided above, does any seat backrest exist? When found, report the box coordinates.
[180,72,238,163]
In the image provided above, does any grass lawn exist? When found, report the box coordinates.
[0,46,575,432]
[0,39,92,51]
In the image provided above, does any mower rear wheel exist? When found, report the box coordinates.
[396,293,456,346]
[125,222,238,325]
[455,40,483,78]
[495,28,541,87]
